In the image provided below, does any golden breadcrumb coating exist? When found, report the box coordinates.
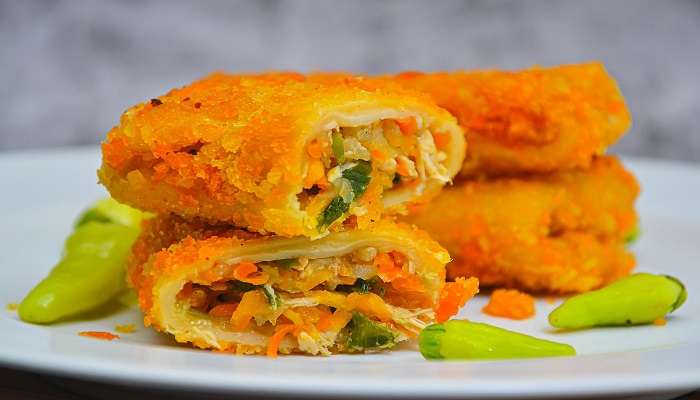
[405,156,640,293]
[390,62,631,176]
[99,72,465,238]
[128,215,477,355]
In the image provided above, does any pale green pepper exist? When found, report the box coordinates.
[19,198,146,324]
[549,273,686,329]
[420,320,575,360]
[75,197,148,228]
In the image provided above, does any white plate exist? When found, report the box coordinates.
[0,148,698,399]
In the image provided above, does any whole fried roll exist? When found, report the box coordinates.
[391,63,631,176]
[405,156,639,293]
[99,73,465,238]
[129,216,478,356]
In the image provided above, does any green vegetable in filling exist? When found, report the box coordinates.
[275,258,298,268]
[331,131,345,163]
[336,277,385,296]
[347,312,398,351]
[318,196,351,229]
[263,284,283,310]
[318,161,372,228]
[342,160,372,197]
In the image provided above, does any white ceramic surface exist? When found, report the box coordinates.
[0,148,698,399]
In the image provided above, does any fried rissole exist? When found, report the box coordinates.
[99,73,465,238]
[390,63,631,176]
[405,156,639,293]
[129,215,478,356]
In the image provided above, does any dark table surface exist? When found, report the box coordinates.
[1,366,698,400]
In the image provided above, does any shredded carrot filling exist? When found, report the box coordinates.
[375,252,403,282]
[306,139,324,159]
[230,291,267,330]
[432,132,450,149]
[390,275,424,293]
[233,262,269,285]
[395,160,410,177]
[209,303,238,318]
[482,289,536,320]
[371,149,387,162]
[395,117,418,135]
[303,159,327,189]
[653,318,667,326]
[267,324,297,358]
[347,292,393,322]
[436,277,480,322]
[79,331,120,341]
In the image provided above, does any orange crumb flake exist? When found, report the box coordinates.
[79,331,120,341]
[115,324,137,334]
[6,303,18,311]
[483,289,536,320]
[653,318,667,326]
[436,277,480,322]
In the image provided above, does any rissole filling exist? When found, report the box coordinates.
[175,248,435,356]
[299,117,451,229]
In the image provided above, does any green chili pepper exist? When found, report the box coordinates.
[18,221,140,323]
[549,273,687,329]
[19,198,147,324]
[419,320,576,360]
[75,197,149,228]
[331,131,345,163]
[347,312,398,351]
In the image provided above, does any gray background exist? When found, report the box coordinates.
[2,0,699,162]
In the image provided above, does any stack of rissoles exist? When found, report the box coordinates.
[396,63,639,293]
[98,73,478,356]
[99,63,638,356]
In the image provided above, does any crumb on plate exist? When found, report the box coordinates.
[482,289,536,320]
[79,331,120,341]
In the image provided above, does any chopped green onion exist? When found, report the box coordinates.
[347,312,398,351]
[275,258,298,268]
[332,131,345,163]
[263,284,282,310]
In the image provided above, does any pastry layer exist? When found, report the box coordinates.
[129,216,478,355]
[405,156,639,293]
[100,73,465,238]
[390,62,631,176]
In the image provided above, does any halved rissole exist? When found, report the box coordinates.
[129,216,478,356]
[99,73,465,238]
[404,156,639,293]
[390,62,631,176]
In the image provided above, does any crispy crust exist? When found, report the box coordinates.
[129,215,452,353]
[404,156,640,293]
[390,62,631,176]
[99,73,465,237]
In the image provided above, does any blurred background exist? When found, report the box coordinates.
[1,0,699,162]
